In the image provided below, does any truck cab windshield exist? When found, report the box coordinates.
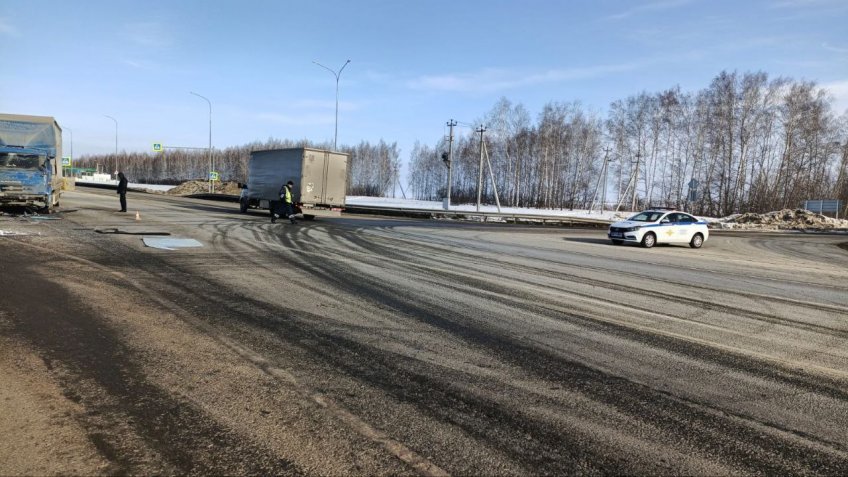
[0,152,46,170]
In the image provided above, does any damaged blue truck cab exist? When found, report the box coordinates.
[0,114,63,213]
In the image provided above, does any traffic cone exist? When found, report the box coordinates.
[135,211,141,221]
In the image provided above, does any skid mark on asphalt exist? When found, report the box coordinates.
[11,232,448,477]
[0,242,301,475]
[257,233,848,378]
[217,336,450,477]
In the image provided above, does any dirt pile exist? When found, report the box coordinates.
[717,209,848,230]
[164,180,242,196]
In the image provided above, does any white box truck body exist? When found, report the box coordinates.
[240,147,348,218]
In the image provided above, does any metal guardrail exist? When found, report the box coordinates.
[345,204,612,226]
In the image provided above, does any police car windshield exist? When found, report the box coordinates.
[628,211,665,222]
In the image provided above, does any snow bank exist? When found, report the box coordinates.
[715,209,848,230]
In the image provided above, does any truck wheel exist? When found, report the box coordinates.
[239,199,248,213]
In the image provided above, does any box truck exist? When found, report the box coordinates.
[0,113,63,213]
[240,147,348,219]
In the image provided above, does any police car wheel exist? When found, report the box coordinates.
[689,233,704,249]
[641,232,656,248]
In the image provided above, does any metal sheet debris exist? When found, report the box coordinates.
[142,237,203,250]
[96,228,171,235]
[0,230,39,236]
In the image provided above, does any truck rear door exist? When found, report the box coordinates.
[323,152,347,206]
[301,150,326,204]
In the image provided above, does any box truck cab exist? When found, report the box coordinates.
[0,114,63,213]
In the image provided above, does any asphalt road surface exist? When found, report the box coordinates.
[2,189,847,475]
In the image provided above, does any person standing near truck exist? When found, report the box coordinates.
[271,180,297,224]
[117,171,128,212]
[281,180,296,224]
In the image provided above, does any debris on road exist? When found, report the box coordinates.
[142,237,203,250]
[0,229,39,236]
[95,228,171,236]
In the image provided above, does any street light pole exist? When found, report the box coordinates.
[190,92,213,193]
[313,59,350,150]
[104,115,118,176]
[65,127,73,164]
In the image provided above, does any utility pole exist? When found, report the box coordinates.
[476,125,486,212]
[394,163,407,199]
[482,137,502,213]
[631,150,642,211]
[590,147,611,213]
[445,119,456,210]
[601,147,609,212]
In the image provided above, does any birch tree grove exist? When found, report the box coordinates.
[409,71,848,216]
[76,70,847,216]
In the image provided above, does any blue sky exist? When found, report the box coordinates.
[1,0,846,168]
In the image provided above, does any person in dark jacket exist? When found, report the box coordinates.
[117,172,128,212]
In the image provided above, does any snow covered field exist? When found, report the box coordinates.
[135,184,175,192]
[75,179,175,192]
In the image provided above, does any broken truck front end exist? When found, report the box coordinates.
[0,146,57,211]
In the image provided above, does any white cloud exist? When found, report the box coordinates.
[821,80,848,114]
[606,0,693,21]
[407,62,643,94]
[124,22,171,48]
[823,42,848,54]
[120,58,156,69]
[771,0,844,8]
[288,99,337,110]
[0,17,18,37]
[256,112,334,125]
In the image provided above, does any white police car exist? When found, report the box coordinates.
[608,209,709,248]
